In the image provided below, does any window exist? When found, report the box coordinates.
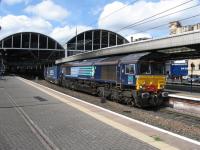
[191,63,195,71]
[151,63,164,75]
[125,64,135,75]
[140,63,151,75]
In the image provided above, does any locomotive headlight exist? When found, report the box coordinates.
[159,84,164,89]
[139,84,146,90]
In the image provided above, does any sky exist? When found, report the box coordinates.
[0,0,200,44]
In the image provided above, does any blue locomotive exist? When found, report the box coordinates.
[44,52,168,107]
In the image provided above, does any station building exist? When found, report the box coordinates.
[0,30,129,77]
[1,24,199,78]
[169,21,200,35]
[0,32,65,77]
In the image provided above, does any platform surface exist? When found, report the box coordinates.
[0,76,199,150]
[168,89,200,102]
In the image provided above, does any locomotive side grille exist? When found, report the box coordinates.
[101,65,116,81]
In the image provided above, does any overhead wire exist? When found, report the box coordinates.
[76,1,199,47]
[94,0,199,43]
[133,12,200,35]
[70,12,200,53]
[118,2,200,33]
[67,0,194,44]
[116,0,195,32]
[67,0,199,51]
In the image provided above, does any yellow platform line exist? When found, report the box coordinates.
[19,77,179,150]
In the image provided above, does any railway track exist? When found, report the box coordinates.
[158,109,200,128]
[166,83,200,93]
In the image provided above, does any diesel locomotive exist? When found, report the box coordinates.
[44,52,168,107]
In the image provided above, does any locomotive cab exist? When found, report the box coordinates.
[137,61,166,91]
[134,56,168,107]
[116,52,168,107]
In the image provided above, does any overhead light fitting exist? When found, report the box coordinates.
[159,47,196,54]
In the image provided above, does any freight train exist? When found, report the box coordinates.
[44,52,168,107]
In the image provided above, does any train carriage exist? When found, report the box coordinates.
[44,66,60,84]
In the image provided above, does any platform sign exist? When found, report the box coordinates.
[171,64,188,76]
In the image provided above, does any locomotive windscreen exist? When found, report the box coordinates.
[151,62,164,75]
[139,62,164,75]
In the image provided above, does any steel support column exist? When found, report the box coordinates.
[92,31,94,51]
[108,32,110,47]
[123,39,126,44]
[65,44,68,57]
[29,33,31,48]
[2,40,4,48]
[84,32,86,52]
[20,33,22,48]
[38,34,40,60]
[46,37,49,49]
[75,34,77,50]
[116,34,118,46]
[11,36,13,48]
[100,30,102,49]
[55,42,57,49]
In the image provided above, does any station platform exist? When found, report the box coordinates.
[168,90,200,102]
[167,90,200,114]
[0,76,200,150]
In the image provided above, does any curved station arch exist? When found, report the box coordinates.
[66,29,129,56]
[0,32,65,76]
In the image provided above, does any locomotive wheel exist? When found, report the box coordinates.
[130,99,136,107]
[97,87,104,97]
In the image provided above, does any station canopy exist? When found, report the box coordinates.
[0,32,65,75]
[66,29,129,56]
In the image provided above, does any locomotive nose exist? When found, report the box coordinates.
[136,75,166,91]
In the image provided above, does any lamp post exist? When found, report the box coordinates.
[0,52,3,79]
[0,49,6,78]
[190,62,195,92]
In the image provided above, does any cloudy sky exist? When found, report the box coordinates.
[0,0,200,44]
